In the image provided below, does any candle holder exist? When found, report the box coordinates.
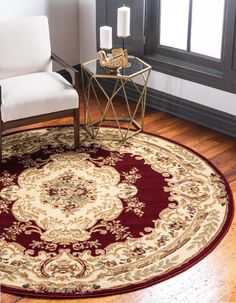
[119,36,128,51]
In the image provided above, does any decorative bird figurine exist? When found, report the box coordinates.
[98,48,128,72]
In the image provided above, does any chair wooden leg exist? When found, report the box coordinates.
[0,121,2,167]
[0,86,2,167]
[74,108,80,150]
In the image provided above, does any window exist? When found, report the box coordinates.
[160,0,190,51]
[144,0,236,93]
[159,0,225,59]
[190,0,224,59]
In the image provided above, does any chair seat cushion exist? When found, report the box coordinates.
[0,72,79,122]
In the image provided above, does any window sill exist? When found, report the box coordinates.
[143,53,236,94]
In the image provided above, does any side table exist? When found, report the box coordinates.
[81,56,152,141]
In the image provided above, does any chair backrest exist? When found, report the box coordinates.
[0,16,52,80]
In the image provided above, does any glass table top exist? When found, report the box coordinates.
[81,56,151,78]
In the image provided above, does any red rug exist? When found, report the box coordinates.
[0,126,234,298]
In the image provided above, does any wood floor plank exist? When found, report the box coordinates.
[17,298,50,303]
[0,293,22,303]
[1,92,236,303]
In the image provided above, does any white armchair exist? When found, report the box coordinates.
[0,16,80,164]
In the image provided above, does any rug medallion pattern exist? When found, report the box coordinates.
[0,127,233,297]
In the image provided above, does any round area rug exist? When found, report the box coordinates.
[0,126,234,298]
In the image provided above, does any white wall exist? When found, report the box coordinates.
[48,0,79,66]
[78,0,97,63]
[145,71,236,115]
[0,0,79,66]
[0,0,48,18]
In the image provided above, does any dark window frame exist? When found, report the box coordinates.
[143,0,236,93]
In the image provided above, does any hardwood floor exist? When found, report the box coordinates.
[1,94,236,303]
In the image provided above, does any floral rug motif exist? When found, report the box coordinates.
[0,127,233,298]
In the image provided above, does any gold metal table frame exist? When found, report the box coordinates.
[81,56,152,141]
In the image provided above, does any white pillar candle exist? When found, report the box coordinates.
[100,26,112,49]
[117,5,130,38]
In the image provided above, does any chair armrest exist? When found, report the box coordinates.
[51,52,79,90]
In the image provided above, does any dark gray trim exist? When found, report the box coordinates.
[187,0,193,52]
[96,0,107,52]
[145,89,236,138]
[100,78,236,138]
[223,0,236,80]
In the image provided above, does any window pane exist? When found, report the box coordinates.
[191,0,225,59]
[160,0,190,50]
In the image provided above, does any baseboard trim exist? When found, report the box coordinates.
[146,88,236,138]
[58,67,236,138]
[100,78,236,138]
